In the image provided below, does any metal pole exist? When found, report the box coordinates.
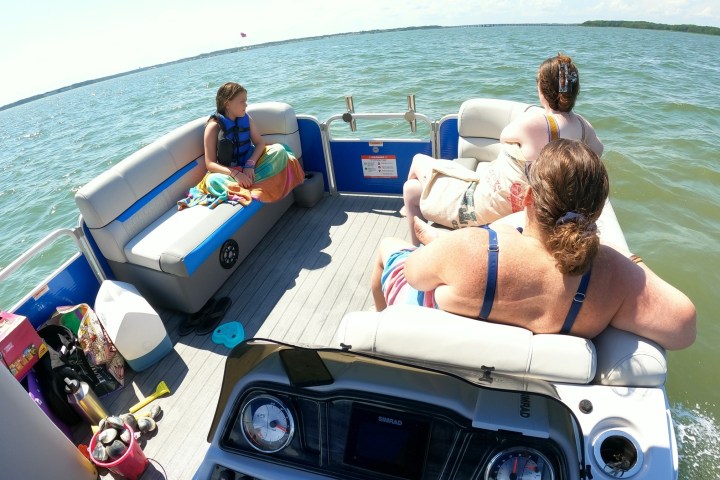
[405,94,417,133]
[343,95,357,132]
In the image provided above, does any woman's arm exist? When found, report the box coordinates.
[500,113,551,162]
[605,247,696,350]
[499,115,528,145]
[576,114,604,158]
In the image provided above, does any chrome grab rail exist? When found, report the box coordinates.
[0,228,80,282]
[322,108,434,195]
[0,224,106,297]
[325,111,433,128]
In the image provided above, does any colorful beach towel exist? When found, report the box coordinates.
[177,143,305,210]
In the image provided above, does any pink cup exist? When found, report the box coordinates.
[89,423,148,480]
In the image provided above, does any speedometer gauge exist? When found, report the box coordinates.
[240,394,295,453]
[485,447,555,480]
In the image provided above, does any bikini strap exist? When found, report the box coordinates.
[579,115,587,142]
[479,225,499,320]
[560,269,592,334]
[545,114,560,142]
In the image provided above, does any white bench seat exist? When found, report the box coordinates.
[335,305,667,387]
[76,102,304,313]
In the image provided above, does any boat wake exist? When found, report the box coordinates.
[673,402,720,478]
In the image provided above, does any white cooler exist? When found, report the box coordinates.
[94,280,173,372]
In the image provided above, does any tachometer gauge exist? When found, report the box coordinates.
[485,447,555,480]
[240,394,295,453]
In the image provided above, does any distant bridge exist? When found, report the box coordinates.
[461,23,577,27]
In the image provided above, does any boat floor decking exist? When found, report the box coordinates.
[83,193,410,480]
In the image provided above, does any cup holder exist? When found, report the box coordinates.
[592,429,643,477]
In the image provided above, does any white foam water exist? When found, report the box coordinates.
[674,402,720,478]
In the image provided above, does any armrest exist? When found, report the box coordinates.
[592,327,667,387]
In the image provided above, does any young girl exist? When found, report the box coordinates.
[204,82,266,188]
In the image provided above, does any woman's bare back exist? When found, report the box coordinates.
[405,223,693,348]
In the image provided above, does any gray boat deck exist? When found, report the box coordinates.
[87,193,409,480]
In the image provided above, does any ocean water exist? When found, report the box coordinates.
[0,26,718,478]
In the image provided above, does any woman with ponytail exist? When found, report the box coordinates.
[403,54,604,245]
[372,140,696,350]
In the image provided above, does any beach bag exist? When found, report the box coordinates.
[35,324,97,424]
[419,162,485,228]
[419,148,528,229]
[52,303,125,386]
[35,322,122,425]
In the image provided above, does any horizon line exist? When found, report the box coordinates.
[3,20,716,111]
[1,23,574,111]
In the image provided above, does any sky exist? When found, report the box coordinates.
[1,0,718,107]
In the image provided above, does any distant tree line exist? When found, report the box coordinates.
[582,20,720,36]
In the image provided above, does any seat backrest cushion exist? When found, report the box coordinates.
[458,98,533,162]
[335,305,667,387]
[335,305,597,384]
[248,102,303,164]
[75,118,207,262]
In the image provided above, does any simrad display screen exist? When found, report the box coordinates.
[344,404,430,479]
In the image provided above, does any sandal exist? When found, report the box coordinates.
[178,298,216,336]
[196,297,232,336]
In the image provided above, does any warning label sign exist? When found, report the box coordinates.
[362,155,397,178]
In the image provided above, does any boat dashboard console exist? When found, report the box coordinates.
[194,341,584,480]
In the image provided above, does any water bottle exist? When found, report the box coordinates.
[64,377,109,425]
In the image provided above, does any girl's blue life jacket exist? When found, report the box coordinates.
[210,113,254,167]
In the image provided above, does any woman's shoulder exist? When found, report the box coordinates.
[514,108,549,126]
[447,223,522,247]
[593,246,638,289]
[501,110,548,144]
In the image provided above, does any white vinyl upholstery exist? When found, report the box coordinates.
[248,102,302,159]
[76,118,208,263]
[336,305,667,387]
[592,327,667,387]
[335,305,597,384]
[457,98,534,163]
[75,102,302,312]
